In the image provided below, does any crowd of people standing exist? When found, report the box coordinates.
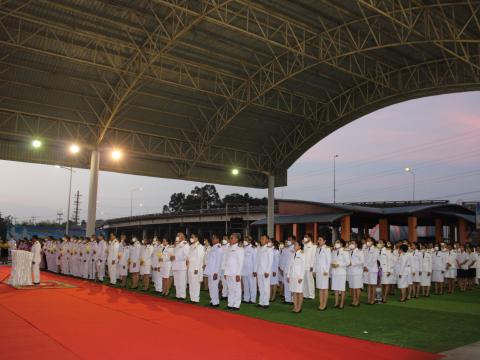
[7,232,480,313]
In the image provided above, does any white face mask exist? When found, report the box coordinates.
[286,241,291,246]
[303,237,309,243]
[335,243,341,249]
[434,246,439,251]
[267,242,273,247]
[377,244,383,249]
[279,244,284,249]
[348,244,355,250]
[243,241,249,246]
[190,238,195,244]
[366,241,372,247]
[175,236,180,242]
[222,240,227,245]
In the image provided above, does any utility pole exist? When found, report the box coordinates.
[72,191,81,225]
[56,211,63,224]
[333,154,339,203]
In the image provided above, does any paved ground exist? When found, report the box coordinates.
[440,341,480,360]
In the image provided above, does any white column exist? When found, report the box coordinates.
[86,150,100,236]
[267,175,275,238]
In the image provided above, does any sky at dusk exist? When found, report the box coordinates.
[1,91,479,223]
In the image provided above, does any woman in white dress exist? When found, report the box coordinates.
[118,238,130,287]
[331,240,350,309]
[287,241,305,313]
[160,238,173,296]
[445,244,457,294]
[151,238,163,293]
[129,238,141,289]
[347,240,364,307]
[314,236,331,311]
[420,243,432,297]
[378,240,394,303]
[140,238,154,291]
[270,240,280,302]
[396,244,411,302]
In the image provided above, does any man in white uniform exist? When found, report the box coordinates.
[224,233,244,311]
[363,238,379,305]
[172,232,189,299]
[221,237,229,299]
[280,236,296,304]
[302,234,316,299]
[204,234,223,307]
[96,235,107,282]
[314,236,331,310]
[31,236,42,285]
[242,238,257,303]
[255,234,273,308]
[187,234,205,303]
[107,233,119,285]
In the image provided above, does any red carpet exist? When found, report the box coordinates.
[0,267,441,360]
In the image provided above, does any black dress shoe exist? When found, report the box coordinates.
[210,304,220,308]
[227,306,232,310]
[231,307,240,311]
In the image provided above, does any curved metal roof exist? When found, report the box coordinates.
[1,0,479,187]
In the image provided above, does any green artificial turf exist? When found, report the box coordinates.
[67,273,480,353]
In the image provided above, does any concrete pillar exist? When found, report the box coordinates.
[458,219,468,244]
[408,216,417,243]
[292,223,298,238]
[86,150,100,236]
[332,226,337,242]
[435,219,443,243]
[267,175,275,238]
[379,218,389,241]
[142,228,148,240]
[313,223,318,242]
[275,224,282,241]
[340,215,351,241]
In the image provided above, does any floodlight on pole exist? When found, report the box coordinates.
[404,167,416,201]
[56,165,75,235]
[232,168,239,176]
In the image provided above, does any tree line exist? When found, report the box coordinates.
[162,184,267,213]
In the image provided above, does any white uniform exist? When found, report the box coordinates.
[31,240,42,284]
[140,244,153,276]
[129,241,141,273]
[151,244,163,292]
[270,248,280,286]
[221,243,229,298]
[118,244,130,277]
[160,245,173,278]
[255,244,273,306]
[172,240,189,299]
[187,242,205,302]
[288,250,305,293]
[89,241,97,280]
[302,242,316,299]
[96,239,107,281]
[379,248,393,285]
[331,247,350,291]
[474,251,480,280]
[363,246,379,285]
[204,243,223,305]
[107,239,119,284]
[242,244,257,303]
[445,250,458,279]
[224,243,244,309]
[420,250,432,286]
[314,245,331,290]
[431,250,446,282]
[396,253,411,289]
[348,248,364,289]
[411,249,422,283]
[280,244,295,302]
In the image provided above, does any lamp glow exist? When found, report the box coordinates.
[69,144,80,154]
[232,168,239,175]
[32,139,42,148]
[111,149,122,160]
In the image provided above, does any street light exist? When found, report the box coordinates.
[333,154,339,203]
[56,166,75,235]
[232,168,239,176]
[130,187,143,217]
[405,167,416,201]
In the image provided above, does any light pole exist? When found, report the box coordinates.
[333,154,339,203]
[130,187,143,217]
[405,167,416,201]
[56,166,74,235]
